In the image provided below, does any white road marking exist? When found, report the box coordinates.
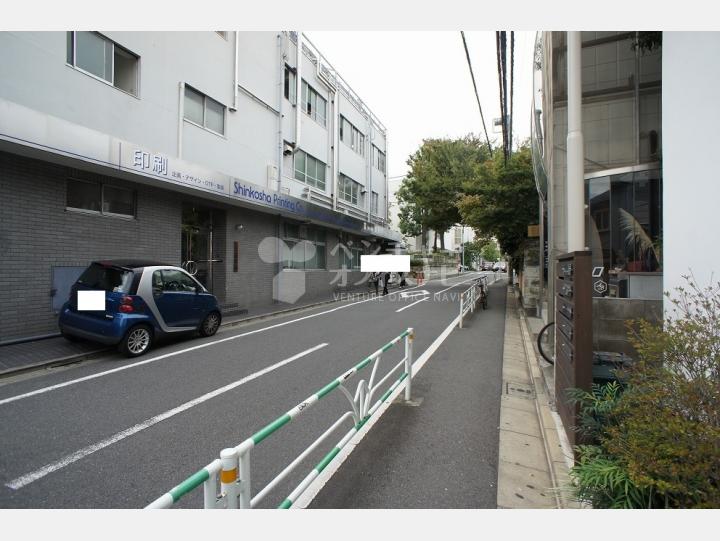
[294,306,465,508]
[395,297,428,313]
[399,290,429,298]
[0,289,406,407]
[433,273,482,295]
[0,272,476,407]
[5,343,328,490]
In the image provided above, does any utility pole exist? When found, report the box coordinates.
[566,31,585,252]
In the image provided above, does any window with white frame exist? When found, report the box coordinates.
[340,116,365,156]
[284,65,296,104]
[301,80,327,127]
[373,145,386,173]
[338,174,361,206]
[372,192,379,215]
[66,32,139,96]
[342,246,363,270]
[184,85,225,135]
[282,224,326,270]
[294,150,326,190]
[66,178,136,218]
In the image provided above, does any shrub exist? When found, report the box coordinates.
[569,276,720,508]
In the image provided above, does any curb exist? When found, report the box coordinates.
[0,347,110,379]
[514,287,577,508]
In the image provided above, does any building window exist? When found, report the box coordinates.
[66,32,139,96]
[342,246,363,270]
[184,85,225,135]
[371,192,379,215]
[373,145,386,173]
[282,224,326,270]
[339,174,361,206]
[284,65,296,104]
[66,179,136,218]
[587,168,662,297]
[340,116,365,156]
[294,150,326,190]
[454,228,463,246]
[301,80,327,127]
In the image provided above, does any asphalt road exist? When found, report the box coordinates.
[0,272,501,508]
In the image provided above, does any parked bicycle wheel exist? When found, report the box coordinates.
[537,321,555,365]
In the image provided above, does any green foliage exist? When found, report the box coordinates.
[632,31,662,54]
[568,277,720,508]
[398,136,491,250]
[479,240,501,263]
[566,381,622,443]
[457,143,538,264]
[571,445,655,509]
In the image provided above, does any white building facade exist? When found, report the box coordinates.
[0,31,398,342]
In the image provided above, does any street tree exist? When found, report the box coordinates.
[401,136,490,252]
[457,142,537,273]
[480,240,501,262]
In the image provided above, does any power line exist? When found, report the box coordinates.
[460,31,493,156]
[509,31,514,157]
[495,31,508,163]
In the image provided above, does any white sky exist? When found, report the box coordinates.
[307,31,536,183]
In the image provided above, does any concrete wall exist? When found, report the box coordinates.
[0,31,388,220]
[662,32,720,310]
[592,297,662,356]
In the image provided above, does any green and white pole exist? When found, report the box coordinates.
[146,459,221,509]
[279,367,410,509]
[404,327,414,401]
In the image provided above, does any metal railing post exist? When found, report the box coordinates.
[404,328,414,401]
[203,471,218,509]
[459,291,464,328]
[220,448,239,509]
[238,451,252,509]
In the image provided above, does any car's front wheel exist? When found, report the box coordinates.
[119,324,153,357]
[199,311,221,337]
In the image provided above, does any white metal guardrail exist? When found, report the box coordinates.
[459,276,490,328]
[146,328,415,509]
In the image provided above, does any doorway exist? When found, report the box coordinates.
[181,204,222,293]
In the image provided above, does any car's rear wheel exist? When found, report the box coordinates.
[119,324,153,357]
[199,311,221,337]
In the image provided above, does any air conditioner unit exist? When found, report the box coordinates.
[301,186,310,198]
[283,142,295,156]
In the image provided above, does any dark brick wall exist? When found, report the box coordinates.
[0,151,382,340]
[0,151,182,341]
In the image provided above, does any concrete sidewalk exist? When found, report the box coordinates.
[302,282,574,509]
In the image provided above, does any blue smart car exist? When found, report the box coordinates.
[59,260,222,357]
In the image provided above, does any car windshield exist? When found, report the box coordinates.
[77,264,133,293]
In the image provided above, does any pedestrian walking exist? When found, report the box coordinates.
[370,272,379,295]
[382,271,390,296]
[399,271,407,288]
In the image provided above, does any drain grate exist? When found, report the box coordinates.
[505,381,535,399]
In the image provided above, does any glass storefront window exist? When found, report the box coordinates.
[587,168,662,297]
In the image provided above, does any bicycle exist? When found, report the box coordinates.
[479,284,488,310]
